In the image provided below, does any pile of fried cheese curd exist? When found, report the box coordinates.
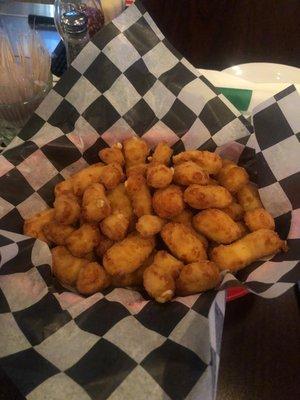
[24,137,286,303]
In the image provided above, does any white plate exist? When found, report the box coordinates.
[223,63,300,84]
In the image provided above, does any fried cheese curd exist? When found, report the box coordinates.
[193,209,242,244]
[23,209,55,244]
[244,207,275,231]
[23,140,286,301]
[217,160,249,193]
[184,184,233,209]
[173,161,209,186]
[76,262,111,295]
[143,251,183,303]
[43,222,75,246]
[103,232,155,276]
[54,193,80,225]
[152,185,184,218]
[66,223,101,257]
[100,213,129,241]
[51,246,88,287]
[176,261,220,296]
[173,150,222,174]
[150,142,173,165]
[146,163,174,189]
[82,183,111,222]
[98,143,125,166]
[211,229,286,272]
[136,215,166,237]
[111,252,155,288]
[125,174,152,217]
[161,222,207,263]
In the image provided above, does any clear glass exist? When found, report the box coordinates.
[0,76,52,146]
[65,31,90,67]
[54,0,104,39]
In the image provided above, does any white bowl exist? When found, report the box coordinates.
[223,62,300,84]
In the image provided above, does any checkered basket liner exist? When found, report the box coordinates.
[0,2,299,399]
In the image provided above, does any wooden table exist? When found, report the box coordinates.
[142,0,300,70]
[1,1,300,399]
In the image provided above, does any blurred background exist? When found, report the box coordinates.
[1,0,299,69]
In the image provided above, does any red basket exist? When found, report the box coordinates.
[226,287,248,301]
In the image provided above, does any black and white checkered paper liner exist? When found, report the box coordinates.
[0,2,299,399]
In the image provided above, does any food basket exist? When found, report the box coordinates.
[0,2,299,399]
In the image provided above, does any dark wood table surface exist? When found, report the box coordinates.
[142,0,300,70]
[1,1,300,399]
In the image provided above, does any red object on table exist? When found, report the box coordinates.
[226,287,248,301]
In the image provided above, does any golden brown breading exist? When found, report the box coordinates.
[136,215,166,237]
[95,233,114,259]
[76,262,111,295]
[43,222,75,246]
[144,267,174,303]
[152,185,184,218]
[43,141,286,301]
[168,208,193,226]
[111,252,155,288]
[72,163,104,197]
[125,174,152,217]
[184,184,233,209]
[217,163,249,193]
[146,163,174,189]
[236,221,249,237]
[161,222,207,263]
[143,251,183,303]
[237,183,263,212]
[244,208,275,232]
[126,163,148,177]
[107,184,133,220]
[23,209,55,244]
[66,224,101,257]
[151,142,173,165]
[173,150,222,174]
[51,246,87,286]
[221,202,244,221]
[98,163,124,190]
[123,137,149,168]
[193,209,241,244]
[176,261,220,295]
[82,183,111,223]
[54,193,81,225]
[190,228,209,249]
[211,229,286,272]
[100,213,129,241]
[54,179,74,197]
[222,159,235,167]
[111,271,141,288]
[103,233,155,275]
[173,161,209,186]
[169,213,207,248]
[98,146,125,166]
[152,250,184,278]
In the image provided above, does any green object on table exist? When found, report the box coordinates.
[217,87,252,112]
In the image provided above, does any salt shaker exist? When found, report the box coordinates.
[61,10,90,67]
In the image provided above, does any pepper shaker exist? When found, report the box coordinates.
[61,10,90,67]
